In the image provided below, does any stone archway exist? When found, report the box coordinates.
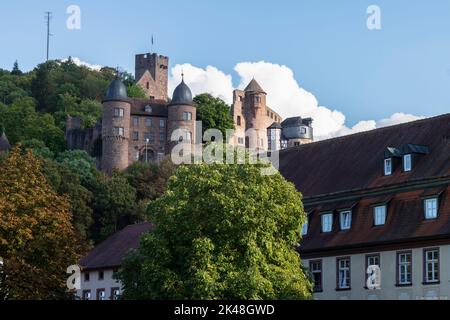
[139,147,155,163]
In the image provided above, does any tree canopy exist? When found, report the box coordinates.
[194,93,235,138]
[117,162,312,300]
[0,147,82,299]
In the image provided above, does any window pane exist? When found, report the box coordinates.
[403,154,412,171]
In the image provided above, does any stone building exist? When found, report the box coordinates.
[230,78,313,151]
[279,114,450,300]
[66,51,314,173]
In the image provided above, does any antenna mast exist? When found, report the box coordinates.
[45,12,52,61]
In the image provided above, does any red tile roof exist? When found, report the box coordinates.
[80,222,154,270]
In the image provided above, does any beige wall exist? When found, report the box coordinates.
[303,244,450,300]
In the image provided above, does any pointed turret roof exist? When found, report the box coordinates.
[0,128,11,152]
[244,78,266,94]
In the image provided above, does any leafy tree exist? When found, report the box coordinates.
[125,157,175,201]
[42,158,94,244]
[194,93,235,138]
[56,149,98,184]
[117,162,312,300]
[22,139,55,159]
[0,97,66,153]
[127,84,147,99]
[0,147,82,300]
[90,172,141,242]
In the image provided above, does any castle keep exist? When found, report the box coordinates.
[66,52,314,173]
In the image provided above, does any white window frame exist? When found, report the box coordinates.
[159,119,166,128]
[310,260,322,292]
[424,198,438,220]
[339,210,352,230]
[384,158,392,176]
[403,154,412,172]
[424,249,439,283]
[183,112,192,121]
[115,127,124,137]
[374,205,387,226]
[114,108,124,117]
[338,258,351,289]
[133,116,139,126]
[321,213,333,233]
[398,252,412,285]
[145,118,152,127]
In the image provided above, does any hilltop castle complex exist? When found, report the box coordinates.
[66,52,314,173]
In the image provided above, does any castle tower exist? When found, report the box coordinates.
[243,79,268,150]
[101,78,131,174]
[135,53,169,101]
[167,76,196,154]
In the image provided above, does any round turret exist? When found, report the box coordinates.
[169,77,193,106]
[167,77,196,152]
[101,78,131,174]
[105,78,128,101]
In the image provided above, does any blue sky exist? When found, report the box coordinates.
[1,0,450,127]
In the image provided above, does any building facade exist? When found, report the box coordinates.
[76,222,153,300]
[279,114,450,300]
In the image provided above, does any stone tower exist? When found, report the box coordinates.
[101,78,131,174]
[167,76,196,154]
[243,79,268,150]
[135,53,169,101]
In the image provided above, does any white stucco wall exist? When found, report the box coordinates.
[76,269,122,300]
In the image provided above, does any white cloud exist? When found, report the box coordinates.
[169,62,424,140]
[62,57,103,71]
[169,64,234,104]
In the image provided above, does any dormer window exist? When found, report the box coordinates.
[374,205,387,226]
[384,158,392,176]
[321,213,333,233]
[424,198,438,220]
[403,154,412,172]
[339,210,352,230]
[145,105,152,113]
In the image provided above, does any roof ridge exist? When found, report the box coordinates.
[280,113,450,153]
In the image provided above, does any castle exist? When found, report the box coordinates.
[65,52,314,173]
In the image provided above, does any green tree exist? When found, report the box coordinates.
[56,149,98,184]
[127,84,147,99]
[125,157,175,201]
[117,162,312,300]
[90,173,141,242]
[11,60,22,76]
[0,147,81,300]
[194,93,235,138]
[42,158,94,244]
[0,97,66,153]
